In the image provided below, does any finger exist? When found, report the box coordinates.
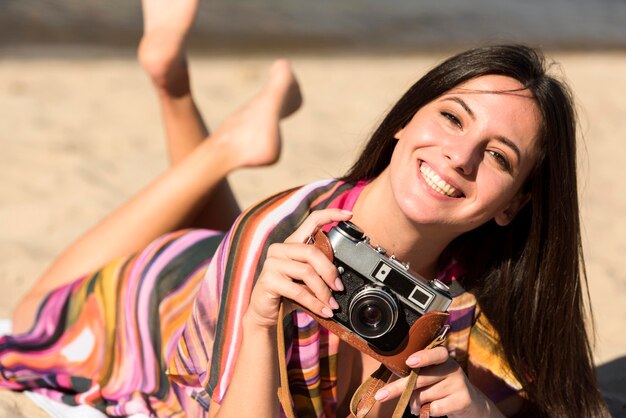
[374,375,411,403]
[280,257,337,310]
[277,273,335,319]
[405,346,449,368]
[374,360,458,402]
[414,379,472,417]
[268,242,342,291]
[263,257,337,313]
[375,379,441,409]
[411,363,476,417]
[409,392,421,416]
[284,208,352,244]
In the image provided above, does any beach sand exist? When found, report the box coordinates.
[0,48,625,416]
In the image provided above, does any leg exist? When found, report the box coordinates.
[138,0,242,229]
[138,0,208,163]
[12,61,302,333]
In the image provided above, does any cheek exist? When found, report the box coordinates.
[388,135,413,173]
[389,130,429,169]
[396,113,439,142]
[479,173,519,208]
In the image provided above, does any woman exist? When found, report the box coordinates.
[1,1,608,417]
[181,48,605,417]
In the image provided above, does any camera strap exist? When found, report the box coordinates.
[276,300,449,418]
[277,301,294,416]
[346,326,448,418]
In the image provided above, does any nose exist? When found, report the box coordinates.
[442,137,481,176]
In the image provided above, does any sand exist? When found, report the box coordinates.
[0,47,625,416]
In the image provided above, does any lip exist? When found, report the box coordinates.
[417,161,465,199]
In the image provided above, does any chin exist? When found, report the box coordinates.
[390,183,439,226]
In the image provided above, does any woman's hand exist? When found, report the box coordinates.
[245,208,352,329]
[374,347,505,417]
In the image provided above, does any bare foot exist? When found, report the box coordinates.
[210,59,303,169]
[138,0,200,96]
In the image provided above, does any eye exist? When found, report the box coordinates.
[441,111,462,128]
[488,150,511,171]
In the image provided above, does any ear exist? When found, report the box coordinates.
[394,127,405,140]
[494,193,531,226]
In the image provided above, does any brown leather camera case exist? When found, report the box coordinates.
[301,229,449,378]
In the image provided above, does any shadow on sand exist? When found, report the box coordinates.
[597,356,626,417]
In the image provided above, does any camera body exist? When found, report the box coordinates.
[326,221,452,353]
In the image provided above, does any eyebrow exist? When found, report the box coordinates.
[494,135,521,162]
[443,96,522,162]
[445,97,475,120]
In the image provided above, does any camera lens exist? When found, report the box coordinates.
[359,304,383,327]
[348,285,398,339]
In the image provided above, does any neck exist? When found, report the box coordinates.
[351,174,457,279]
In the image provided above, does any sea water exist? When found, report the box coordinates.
[1,0,625,50]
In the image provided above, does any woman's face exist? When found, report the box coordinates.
[388,75,541,235]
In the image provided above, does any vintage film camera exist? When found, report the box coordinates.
[325,221,452,353]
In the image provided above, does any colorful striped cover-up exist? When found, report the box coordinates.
[0,179,528,417]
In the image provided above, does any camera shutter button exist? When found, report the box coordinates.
[375,246,387,254]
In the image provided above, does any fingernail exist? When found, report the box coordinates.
[334,277,344,292]
[321,307,334,318]
[374,389,389,401]
[406,355,421,367]
[328,296,339,310]
[340,210,353,216]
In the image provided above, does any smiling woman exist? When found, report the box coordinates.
[340,45,608,416]
[389,76,539,231]
[0,31,609,418]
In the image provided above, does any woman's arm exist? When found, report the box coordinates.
[210,315,281,417]
[212,208,352,417]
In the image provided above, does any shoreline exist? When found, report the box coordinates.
[3,43,626,60]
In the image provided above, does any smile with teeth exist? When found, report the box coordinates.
[419,163,463,198]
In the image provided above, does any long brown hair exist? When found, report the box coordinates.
[343,45,607,416]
